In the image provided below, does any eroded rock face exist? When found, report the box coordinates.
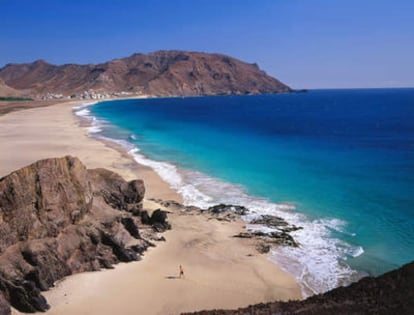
[0,156,161,314]
[88,168,145,212]
[0,156,93,252]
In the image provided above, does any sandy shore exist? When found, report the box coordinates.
[0,100,179,201]
[0,101,301,314]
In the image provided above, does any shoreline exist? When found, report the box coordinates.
[0,100,302,315]
[0,99,181,201]
[82,98,362,297]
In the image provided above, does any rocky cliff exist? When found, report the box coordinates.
[0,156,170,314]
[0,51,290,97]
[185,260,414,315]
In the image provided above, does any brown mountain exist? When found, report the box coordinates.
[0,79,23,97]
[0,51,290,97]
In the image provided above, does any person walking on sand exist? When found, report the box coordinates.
[179,264,184,279]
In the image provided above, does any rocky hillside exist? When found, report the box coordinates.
[0,156,171,314]
[0,79,23,97]
[0,51,290,97]
[185,261,414,315]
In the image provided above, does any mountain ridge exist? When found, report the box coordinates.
[0,51,290,98]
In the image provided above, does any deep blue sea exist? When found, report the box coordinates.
[77,89,414,296]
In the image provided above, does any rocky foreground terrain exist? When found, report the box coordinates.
[0,156,171,314]
[1,156,412,315]
[0,51,290,98]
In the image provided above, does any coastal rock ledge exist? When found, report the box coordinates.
[0,156,169,314]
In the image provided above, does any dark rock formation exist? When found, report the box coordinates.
[120,217,140,238]
[250,215,302,233]
[207,204,249,216]
[0,51,291,97]
[204,206,299,249]
[255,242,271,254]
[233,230,298,250]
[149,209,171,232]
[183,261,414,315]
[158,201,299,252]
[139,209,171,232]
[88,167,145,212]
[140,210,151,225]
[204,204,250,222]
[0,156,166,314]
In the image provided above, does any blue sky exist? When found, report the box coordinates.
[1,0,413,88]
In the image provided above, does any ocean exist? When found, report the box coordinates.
[76,89,414,296]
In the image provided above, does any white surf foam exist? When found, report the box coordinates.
[73,102,104,134]
[128,148,213,206]
[75,104,364,298]
[127,149,364,296]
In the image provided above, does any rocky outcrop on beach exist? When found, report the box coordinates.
[155,199,414,314]
[184,260,414,315]
[0,51,291,98]
[231,214,302,251]
[0,156,169,314]
[250,215,302,233]
[153,200,300,253]
[233,230,298,251]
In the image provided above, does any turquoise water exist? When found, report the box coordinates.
[79,89,414,295]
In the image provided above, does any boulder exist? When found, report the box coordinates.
[207,204,249,215]
[150,209,171,232]
[140,210,151,224]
